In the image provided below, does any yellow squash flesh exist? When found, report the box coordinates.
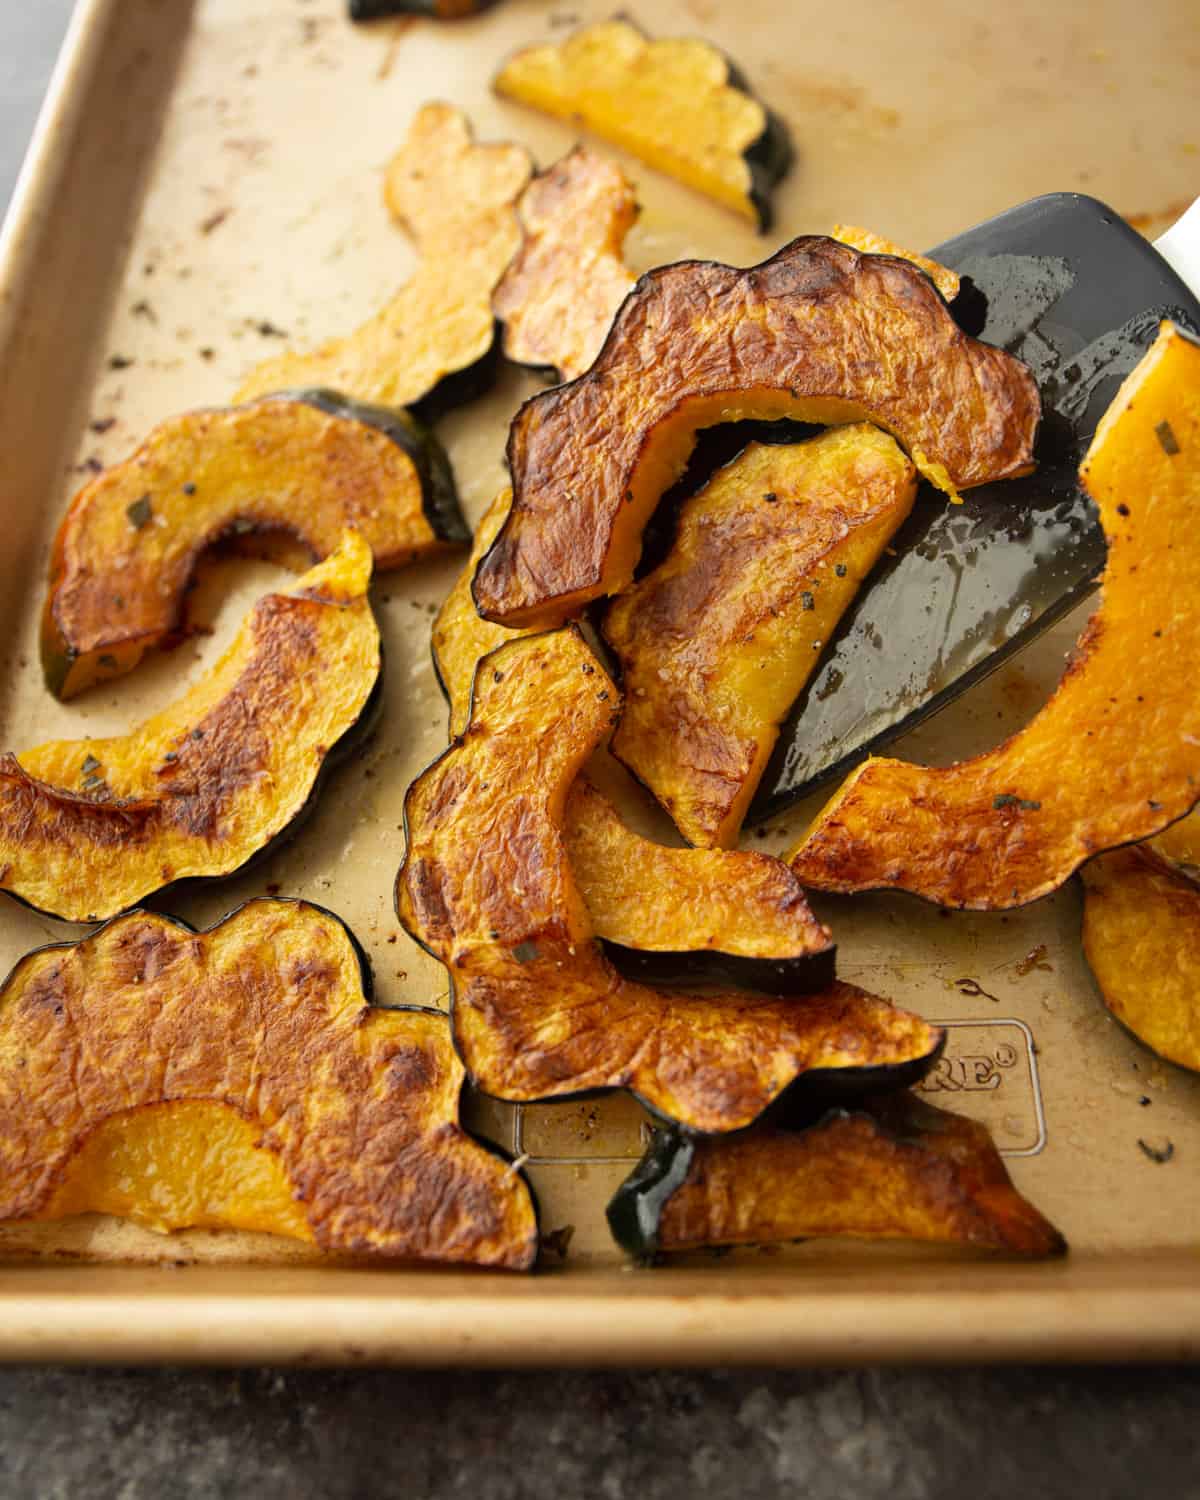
[1,902,536,1266]
[2,534,380,923]
[789,321,1200,909]
[494,19,779,225]
[1081,850,1200,1073]
[604,427,918,847]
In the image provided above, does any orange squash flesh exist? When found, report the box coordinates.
[604,426,918,848]
[0,901,537,1267]
[473,236,1039,628]
[397,627,943,1133]
[1144,809,1200,885]
[1081,849,1200,1073]
[832,224,961,302]
[608,1093,1066,1258]
[2,535,380,924]
[235,104,531,414]
[42,393,462,699]
[493,147,638,382]
[789,321,1200,910]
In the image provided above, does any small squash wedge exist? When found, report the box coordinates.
[2,534,380,924]
[0,900,536,1267]
[397,627,943,1133]
[607,1092,1066,1260]
[1081,849,1200,1073]
[565,778,834,994]
[493,18,791,229]
[831,225,961,303]
[604,426,918,848]
[350,0,499,17]
[235,104,531,417]
[493,147,638,382]
[789,320,1200,910]
[42,390,463,700]
[473,236,1041,626]
[431,502,833,991]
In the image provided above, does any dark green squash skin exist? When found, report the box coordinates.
[600,940,837,998]
[605,1128,696,1262]
[721,56,794,233]
[1,662,384,928]
[407,325,506,428]
[349,0,500,18]
[284,388,469,545]
[0,898,540,1253]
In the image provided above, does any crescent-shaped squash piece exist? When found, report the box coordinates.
[473,236,1041,627]
[789,320,1200,910]
[493,19,791,229]
[1081,849,1200,1073]
[431,499,833,991]
[1,533,380,923]
[397,627,943,1133]
[604,426,918,848]
[493,147,638,382]
[235,104,531,417]
[42,391,463,700]
[0,901,537,1267]
[607,1093,1066,1259]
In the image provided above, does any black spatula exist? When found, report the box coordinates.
[749,192,1200,822]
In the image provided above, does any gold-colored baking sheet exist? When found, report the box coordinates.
[0,0,1196,1364]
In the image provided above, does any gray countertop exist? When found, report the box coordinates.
[0,5,1198,1496]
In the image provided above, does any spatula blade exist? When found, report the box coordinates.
[751,193,1200,822]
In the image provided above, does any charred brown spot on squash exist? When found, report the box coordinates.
[4,536,381,923]
[397,627,942,1132]
[0,902,536,1267]
[493,18,790,229]
[235,104,531,415]
[1081,849,1200,1073]
[788,321,1200,910]
[608,1092,1065,1259]
[604,427,918,848]
[474,236,1040,627]
[493,147,637,382]
[831,224,961,302]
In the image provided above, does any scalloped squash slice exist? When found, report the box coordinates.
[494,19,791,228]
[235,104,531,416]
[604,426,918,848]
[789,321,1200,910]
[0,901,536,1267]
[473,237,1040,627]
[397,627,942,1133]
[1081,850,1200,1073]
[493,147,638,382]
[607,1093,1066,1259]
[43,391,464,699]
[1,534,380,923]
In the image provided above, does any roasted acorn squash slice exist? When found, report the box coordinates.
[0,900,536,1267]
[2,534,380,924]
[493,147,638,382]
[397,626,942,1133]
[1081,849,1200,1073]
[42,390,463,700]
[235,104,531,417]
[565,778,834,994]
[607,1092,1066,1260]
[604,426,918,848]
[494,18,791,229]
[473,236,1041,627]
[789,321,1200,910]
